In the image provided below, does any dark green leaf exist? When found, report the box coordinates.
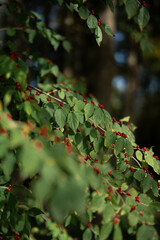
[27,207,43,217]
[83,228,92,240]
[134,169,145,181]
[115,138,124,155]
[101,23,114,37]
[138,6,150,31]
[124,139,133,156]
[84,102,94,120]
[67,112,79,133]
[125,0,139,19]
[95,26,102,46]
[87,15,98,29]
[55,108,67,129]
[137,225,158,240]
[99,222,113,240]
[113,225,122,240]
[78,6,90,20]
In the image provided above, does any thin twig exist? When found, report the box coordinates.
[29,85,65,104]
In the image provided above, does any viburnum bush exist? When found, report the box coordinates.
[0,0,159,239]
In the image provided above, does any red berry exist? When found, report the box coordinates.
[93,167,101,174]
[119,187,122,194]
[141,1,146,7]
[124,153,127,158]
[91,9,94,15]
[34,140,43,149]
[112,217,119,225]
[36,91,40,96]
[91,100,95,106]
[16,64,20,68]
[73,90,78,93]
[55,136,61,143]
[40,126,48,138]
[27,87,32,92]
[131,205,136,211]
[112,117,117,123]
[135,196,140,203]
[127,124,131,130]
[94,158,98,163]
[158,182,160,188]
[137,145,141,150]
[143,147,147,151]
[47,97,50,101]
[60,103,63,107]
[130,167,134,172]
[107,196,112,200]
[87,155,92,161]
[52,90,55,94]
[66,87,70,92]
[127,192,132,196]
[98,103,104,109]
[112,144,115,148]
[100,131,104,136]
[88,222,92,228]
[139,212,144,216]
[125,160,129,164]
[83,99,88,103]
[98,19,101,26]
[107,186,113,194]
[154,156,159,160]
[108,170,112,176]
[6,112,12,119]
[48,60,52,64]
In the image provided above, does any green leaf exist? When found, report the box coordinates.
[128,211,139,226]
[24,101,33,115]
[92,108,103,126]
[84,102,94,120]
[67,112,79,133]
[134,169,145,181]
[55,108,67,129]
[125,0,139,19]
[151,179,158,197]
[99,222,113,240]
[62,40,72,52]
[83,228,92,240]
[150,202,160,211]
[103,203,115,223]
[120,116,130,122]
[95,26,102,46]
[143,174,153,193]
[78,6,90,20]
[87,15,98,29]
[113,225,122,240]
[115,138,124,155]
[2,153,16,181]
[90,194,105,213]
[104,130,117,147]
[106,0,114,12]
[124,139,133,156]
[27,207,43,217]
[136,150,143,161]
[138,6,150,31]
[137,225,158,240]
[145,152,160,174]
[7,28,16,36]
[74,100,85,111]
[101,23,114,37]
